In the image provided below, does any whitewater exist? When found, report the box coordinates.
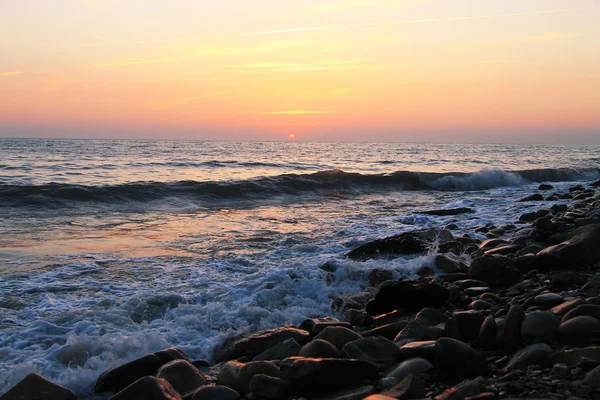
[1,138,599,398]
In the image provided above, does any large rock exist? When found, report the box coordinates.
[214,326,310,362]
[536,224,600,270]
[582,365,600,389]
[279,357,378,392]
[252,338,301,361]
[249,374,288,400]
[397,341,437,361]
[559,316,600,344]
[0,373,77,400]
[314,326,362,349]
[561,304,600,323]
[496,305,525,353]
[435,254,469,274]
[217,361,280,394]
[505,343,554,370]
[156,360,205,396]
[386,358,433,381]
[108,377,181,400]
[552,346,600,366]
[467,255,522,288]
[445,311,485,342]
[347,228,453,260]
[361,320,408,341]
[434,379,480,400]
[420,207,474,216]
[189,385,240,400]
[366,280,449,316]
[394,308,449,346]
[520,311,560,344]
[299,339,340,358]
[434,338,487,379]
[474,315,497,350]
[342,336,401,366]
[95,347,188,393]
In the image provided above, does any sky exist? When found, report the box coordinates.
[1,0,599,143]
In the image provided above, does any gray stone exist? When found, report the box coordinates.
[582,365,600,389]
[156,359,205,395]
[190,385,240,400]
[497,305,525,353]
[505,343,554,370]
[475,315,497,350]
[311,322,352,336]
[468,255,522,288]
[342,336,400,365]
[550,297,586,318]
[520,311,560,344]
[469,300,494,310]
[534,293,564,308]
[360,320,408,341]
[252,338,301,361]
[314,326,362,349]
[249,374,288,399]
[552,346,600,366]
[386,358,433,381]
[435,337,487,379]
[299,339,340,358]
[217,360,279,394]
[0,373,77,400]
[397,340,437,361]
[562,304,600,323]
[446,311,485,342]
[434,379,480,400]
[435,254,469,274]
[108,377,181,400]
[559,316,600,344]
[536,224,600,270]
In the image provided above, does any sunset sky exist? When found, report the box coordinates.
[1,0,599,143]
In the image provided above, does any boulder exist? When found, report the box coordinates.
[420,207,474,216]
[539,184,554,190]
[550,297,586,318]
[386,358,432,381]
[434,338,488,379]
[252,338,301,361]
[534,293,564,308]
[342,336,401,365]
[505,343,554,370]
[467,255,522,288]
[248,374,288,400]
[367,269,394,287]
[552,346,600,366]
[517,193,544,202]
[366,280,449,316]
[299,339,340,358]
[583,365,600,389]
[0,373,76,400]
[217,361,280,394]
[397,341,437,361]
[347,228,453,260]
[561,304,600,323]
[394,308,449,346]
[435,254,469,274]
[496,305,525,353]
[314,326,362,349]
[189,385,240,400]
[536,224,600,270]
[559,316,600,345]
[360,320,408,341]
[445,311,485,342]
[520,311,560,344]
[95,347,188,393]
[108,377,181,400]
[474,315,497,350]
[311,322,352,336]
[214,326,310,362]
[380,373,425,399]
[156,360,205,395]
[434,379,480,400]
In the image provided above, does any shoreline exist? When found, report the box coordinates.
[3,179,600,400]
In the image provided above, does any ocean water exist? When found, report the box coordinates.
[1,138,599,397]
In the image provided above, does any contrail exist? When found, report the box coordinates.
[234,8,588,36]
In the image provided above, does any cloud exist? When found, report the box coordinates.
[262,110,341,115]
[219,59,391,72]
[0,71,24,77]
[235,8,588,37]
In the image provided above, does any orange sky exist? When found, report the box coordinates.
[1,0,599,142]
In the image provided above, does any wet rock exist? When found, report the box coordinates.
[435,379,480,400]
[435,254,469,274]
[475,315,497,350]
[446,311,485,342]
[189,385,240,400]
[463,287,492,296]
[520,311,559,344]
[420,207,474,216]
[552,346,600,366]
[347,228,453,260]
[249,374,288,399]
[0,373,77,400]
[156,360,205,395]
[394,308,449,346]
[299,339,340,358]
[539,184,554,191]
[130,295,187,323]
[95,347,188,394]
[483,245,522,257]
[109,377,181,400]
[361,320,408,341]
[559,316,600,345]
[380,373,425,399]
[318,385,376,400]
[469,300,494,310]
[280,357,378,391]
[386,357,433,381]
[479,239,508,249]
[366,280,449,315]
[397,340,436,361]
[505,343,553,370]
[342,336,400,365]
[435,337,488,379]
[300,317,340,332]
[217,360,280,394]
[252,338,301,361]
[496,305,525,353]
[582,365,600,389]
[468,255,522,288]
[367,269,394,287]
[311,322,352,336]
[550,297,586,318]
[536,224,600,270]
[214,326,310,362]
[314,326,362,349]
[562,304,600,323]
[534,293,564,308]
[517,193,544,202]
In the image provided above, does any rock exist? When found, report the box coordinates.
[218,361,280,394]
[420,207,474,216]
[299,339,340,358]
[314,326,362,349]
[386,358,433,381]
[299,317,340,332]
[347,228,453,260]
[468,255,522,288]
[380,373,425,399]
[536,224,600,270]
[469,300,494,310]
[95,347,188,393]
[534,293,564,308]
[397,340,436,361]
[434,379,480,400]
[496,305,525,353]
[479,239,508,249]
[342,336,400,365]
[189,385,240,400]
[539,184,554,190]
[517,193,544,202]
[463,287,492,296]
[559,316,600,344]
[361,320,408,341]
[367,269,394,287]
[319,385,376,400]
[434,337,487,379]
[249,374,288,399]
[520,311,560,344]
[550,297,586,318]
[252,338,301,361]
[191,360,211,369]
[0,373,77,400]
[552,362,570,376]
[366,280,449,316]
[214,326,310,362]
[279,357,378,391]
[483,245,522,257]
[446,311,485,342]
[504,343,553,370]
[364,396,396,400]
[582,365,600,389]
[156,360,205,395]
[311,322,352,336]
[130,295,187,323]
[435,254,469,274]
[475,315,497,350]
[108,377,181,400]
[552,346,600,366]
[562,304,600,323]
[394,308,449,346]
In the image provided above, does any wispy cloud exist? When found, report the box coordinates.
[235,8,588,37]
[150,92,227,110]
[219,59,392,72]
[262,110,340,115]
[0,71,24,77]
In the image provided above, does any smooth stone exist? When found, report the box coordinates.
[463,287,492,296]
[561,304,600,323]
[217,361,279,394]
[156,360,205,395]
[393,308,449,346]
[446,311,485,342]
[0,373,77,400]
[517,193,544,202]
[520,311,560,344]
[366,280,449,316]
[496,305,525,353]
[468,255,522,288]
[479,239,508,249]
[434,379,480,400]
[434,337,487,379]
[386,358,433,381]
[505,343,554,370]
[317,385,376,400]
[108,377,181,400]
[252,338,301,361]
[455,280,488,290]
[469,300,494,310]
[536,224,600,270]
[534,293,564,308]
[582,365,600,389]
[214,326,310,362]
[342,336,401,365]
[435,254,469,274]
[367,269,395,287]
[479,292,501,305]
[299,339,340,358]
[314,326,362,349]
[299,317,340,332]
[360,320,408,341]
[483,245,522,257]
[550,297,586,318]
[311,322,352,336]
[380,373,425,399]
[420,207,474,216]
[190,385,240,400]
[559,316,600,344]
[248,374,287,400]
[552,346,600,366]
[475,315,497,350]
[397,340,437,361]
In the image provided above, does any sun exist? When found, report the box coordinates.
[288,134,296,141]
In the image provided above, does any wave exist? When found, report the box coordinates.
[1,167,598,208]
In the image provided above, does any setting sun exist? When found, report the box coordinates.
[288,134,296,141]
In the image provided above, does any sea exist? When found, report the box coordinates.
[1,138,599,397]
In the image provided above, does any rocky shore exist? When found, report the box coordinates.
[3,179,600,400]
